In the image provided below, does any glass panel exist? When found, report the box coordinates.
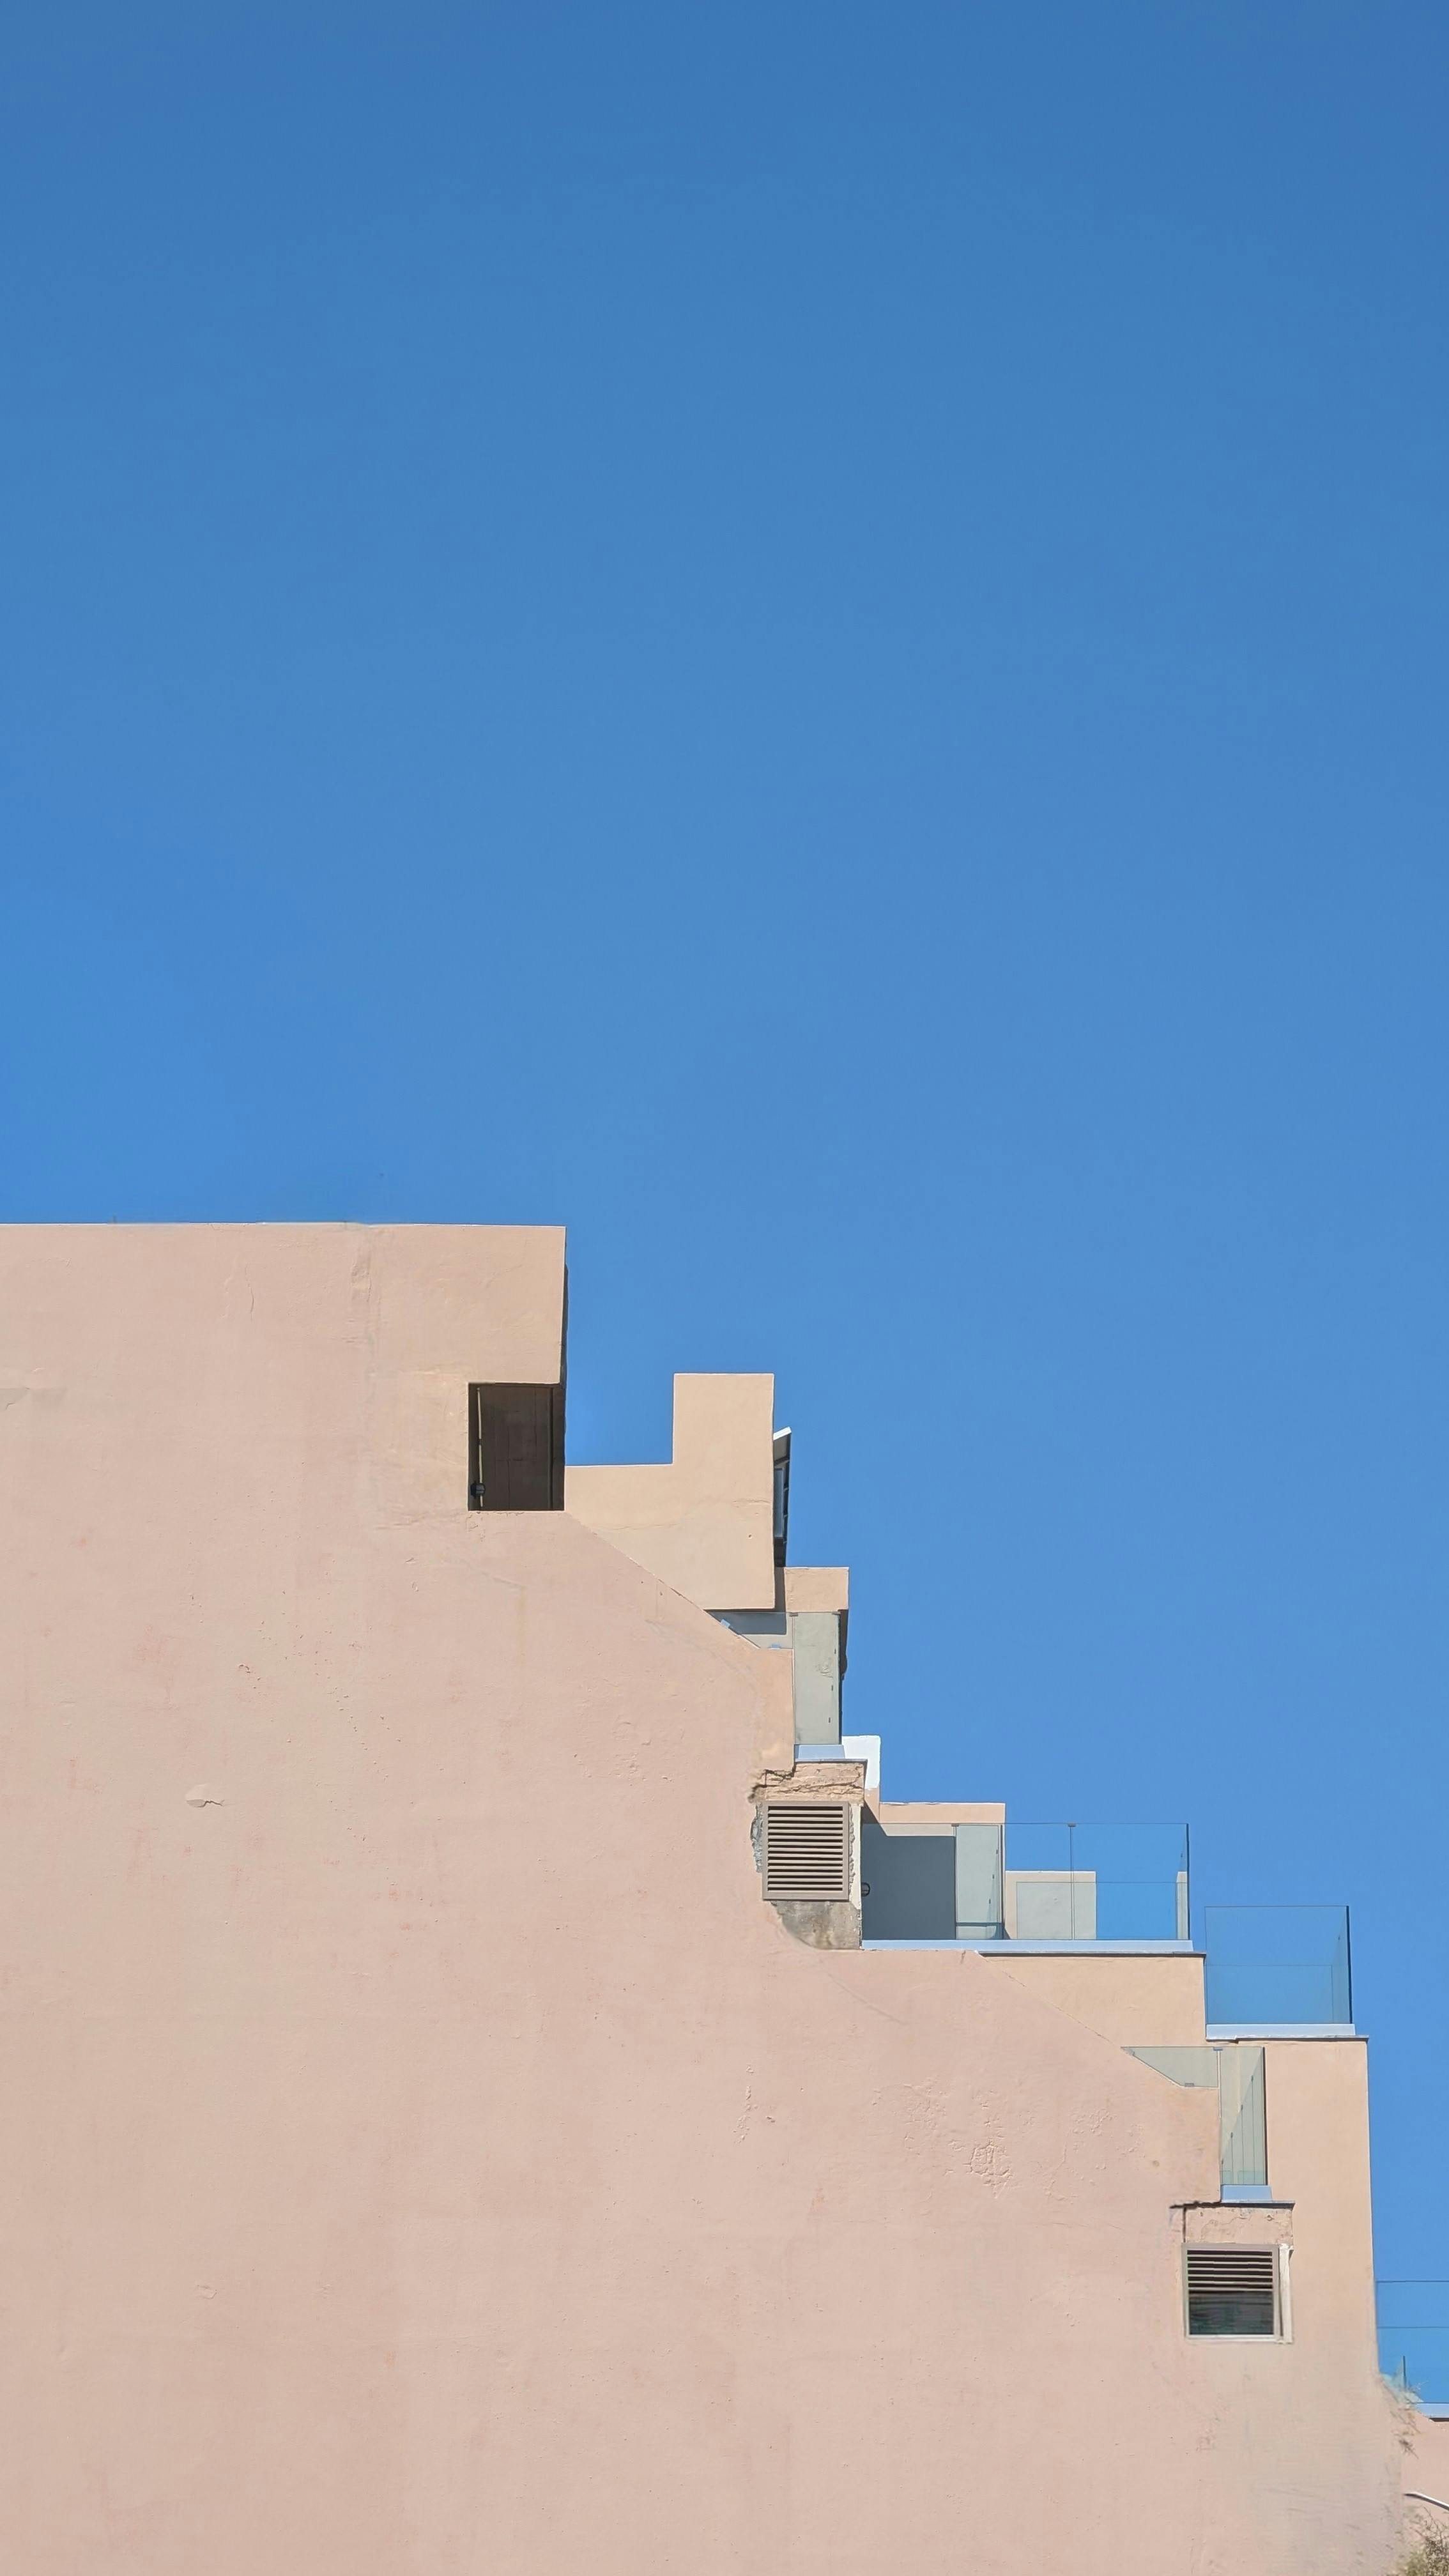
[1204,1906,1352,2028]
[1218,2044,1268,2188]
[1377,2283,1449,2407]
[1005,1824,1189,1942]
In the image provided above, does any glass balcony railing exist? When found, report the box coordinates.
[1203,1905,1353,2030]
[861,1817,1190,1945]
[1004,1823,1190,1943]
[1378,2284,1449,2411]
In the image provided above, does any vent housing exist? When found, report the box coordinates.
[1186,2246,1280,2338]
[763,1802,851,1901]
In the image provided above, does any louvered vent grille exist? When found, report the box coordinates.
[1186,2246,1279,2338]
[763,1803,851,1901]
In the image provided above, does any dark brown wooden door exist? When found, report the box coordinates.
[468,1383,564,1509]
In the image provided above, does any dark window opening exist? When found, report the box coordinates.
[468,1383,565,1511]
[859,1812,956,1940]
[772,1429,791,1567]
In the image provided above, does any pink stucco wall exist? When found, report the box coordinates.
[1403,2414,1449,2551]
[0,1227,1407,2572]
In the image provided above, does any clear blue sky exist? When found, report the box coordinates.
[3,2,1446,2276]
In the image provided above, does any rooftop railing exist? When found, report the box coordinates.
[861,1817,1190,1946]
[1379,2283,1449,2413]
[862,1823,1355,1993]
[1203,1904,1353,2031]
[1003,1822,1190,1943]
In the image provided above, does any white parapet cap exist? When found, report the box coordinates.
[1207,2023,1359,2041]
[796,1735,880,1790]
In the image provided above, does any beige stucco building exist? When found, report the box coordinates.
[1,1222,1445,2571]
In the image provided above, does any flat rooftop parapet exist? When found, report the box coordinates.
[865,1939,1197,1956]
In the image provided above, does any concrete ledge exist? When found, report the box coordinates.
[1179,2196,1294,2211]
[863,1940,1198,1956]
[1207,2023,1358,2040]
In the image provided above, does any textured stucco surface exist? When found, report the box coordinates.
[566,1372,778,1608]
[1402,2412,1449,2524]
[990,1949,1209,2045]
[0,1225,1407,2573]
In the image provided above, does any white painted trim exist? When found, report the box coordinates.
[1208,2023,1358,2040]
[841,1734,880,1790]
[797,1735,880,1790]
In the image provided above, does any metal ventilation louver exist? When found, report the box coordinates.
[763,1802,851,1901]
[1186,2246,1279,2338]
